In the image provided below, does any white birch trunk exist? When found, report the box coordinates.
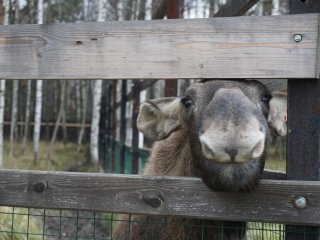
[37,0,43,24]
[272,0,281,15]
[98,0,107,22]
[4,0,9,25]
[22,80,32,150]
[33,80,43,163]
[90,80,102,163]
[33,0,44,163]
[89,0,106,163]
[83,0,89,19]
[9,80,18,160]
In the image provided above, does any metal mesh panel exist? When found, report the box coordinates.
[0,206,318,240]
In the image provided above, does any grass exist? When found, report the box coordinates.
[0,207,43,240]
[2,141,100,172]
[265,138,286,172]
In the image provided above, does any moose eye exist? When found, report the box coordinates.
[181,97,193,108]
[261,94,272,104]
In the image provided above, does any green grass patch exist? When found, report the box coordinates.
[2,141,94,172]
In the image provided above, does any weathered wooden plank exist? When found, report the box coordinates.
[214,0,259,17]
[0,169,319,226]
[0,14,319,80]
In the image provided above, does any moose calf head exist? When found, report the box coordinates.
[137,80,287,192]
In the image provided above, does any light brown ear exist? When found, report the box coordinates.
[137,97,184,141]
[268,92,287,136]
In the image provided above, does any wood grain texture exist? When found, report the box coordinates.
[0,14,319,80]
[0,169,319,225]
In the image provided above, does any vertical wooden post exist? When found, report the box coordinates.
[286,1,320,239]
[164,0,180,97]
[131,80,141,174]
[167,0,180,18]
[119,80,127,174]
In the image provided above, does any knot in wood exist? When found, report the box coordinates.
[32,181,47,193]
[142,192,163,208]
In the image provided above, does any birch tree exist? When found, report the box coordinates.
[90,80,102,163]
[33,0,44,163]
[89,0,106,163]
[9,80,18,160]
[272,0,280,15]
[9,0,22,161]
[47,80,66,162]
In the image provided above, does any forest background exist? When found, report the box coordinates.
[0,0,287,173]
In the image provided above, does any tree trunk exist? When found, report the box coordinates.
[61,81,67,142]
[9,80,18,160]
[272,0,280,15]
[47,80,66,163]
[152,0,167,19]
[82,0,89,19]
[89,0,106,163]
[76,81,81,130]
[138,0,146,20]
[77,81,87,149]
[3,0,9,25]
[33,0,44,163]
[33,79,43,163]
[209,0,215,17]
[0,0,4,24]
[90,80,102,163]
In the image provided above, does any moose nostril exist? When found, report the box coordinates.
[224,147,238,161]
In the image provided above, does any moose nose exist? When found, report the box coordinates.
[224,147,238,161]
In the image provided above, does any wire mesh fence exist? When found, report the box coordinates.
[0,206,318,240]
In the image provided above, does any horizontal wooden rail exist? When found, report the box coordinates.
[0,14,319,80]
[0,169,318,225]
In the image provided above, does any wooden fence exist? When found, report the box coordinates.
[0,0,319,239]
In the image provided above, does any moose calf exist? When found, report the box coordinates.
[114,80,287,240]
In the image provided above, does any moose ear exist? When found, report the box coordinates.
[137,97,184,141]
[268,92,287,136]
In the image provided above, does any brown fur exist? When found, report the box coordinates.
[113,80,287,240]
[113,130,245,240]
